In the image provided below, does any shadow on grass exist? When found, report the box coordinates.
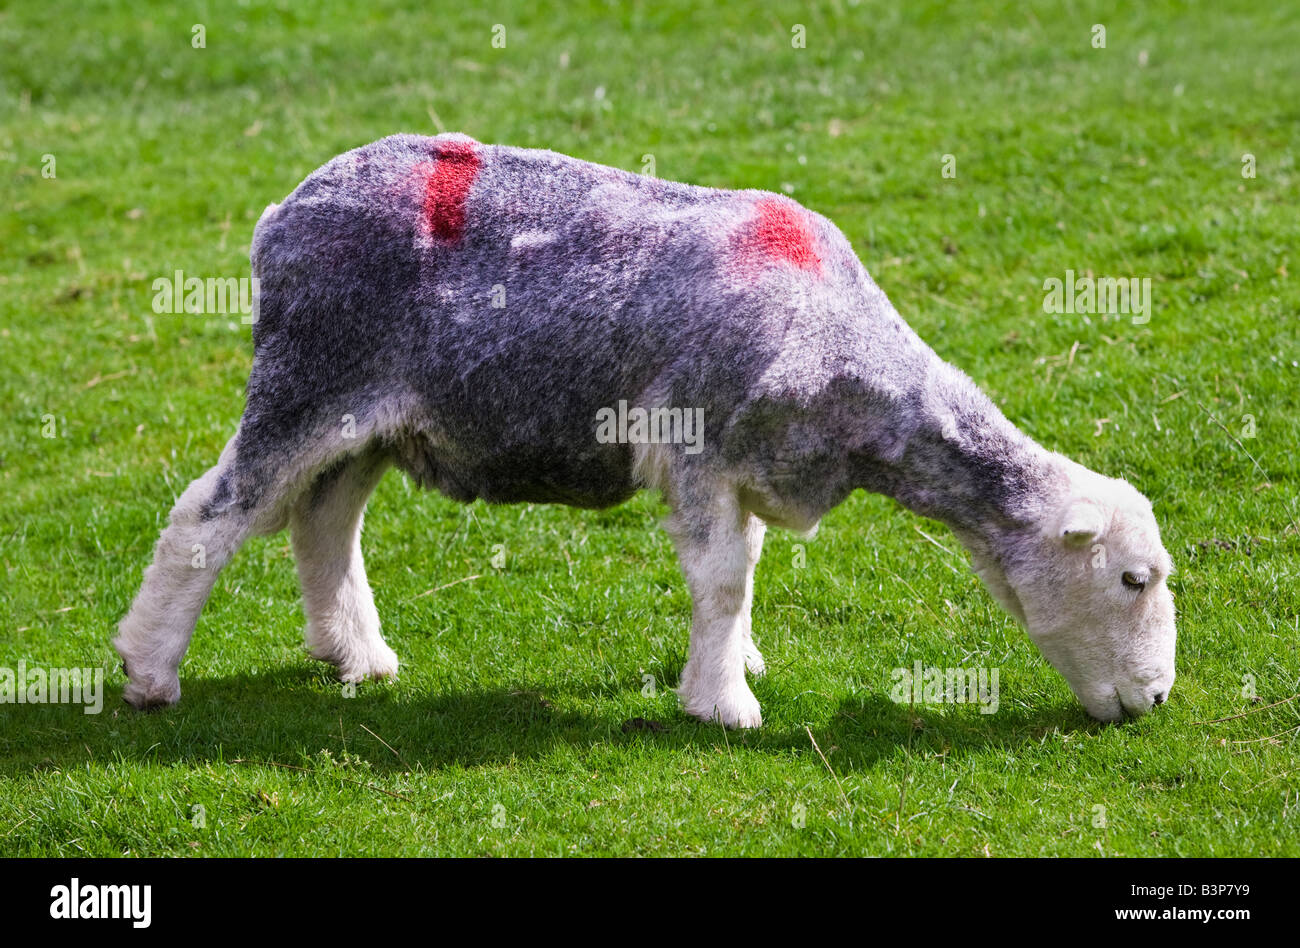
[0,665,1102,778]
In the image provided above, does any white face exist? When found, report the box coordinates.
[973,473,1177,722]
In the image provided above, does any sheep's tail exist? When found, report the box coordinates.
[247,203,281,333]
[250,202,281,273]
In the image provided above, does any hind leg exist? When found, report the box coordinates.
[115,436,285,708]
[290,449,397,683]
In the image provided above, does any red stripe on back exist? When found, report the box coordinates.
[744,198,822,272]
[416,141,481,243]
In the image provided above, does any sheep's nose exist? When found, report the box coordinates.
[1152,691,1167,706]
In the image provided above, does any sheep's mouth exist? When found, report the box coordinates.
[1113,688,1162,721]
[1118,692,1160,719]
[1080,689,1128,723]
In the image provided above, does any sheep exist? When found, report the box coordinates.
[115,133,1177,727]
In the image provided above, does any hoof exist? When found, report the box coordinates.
[680,680,763,729]
[311,639,400,684]
[122,673,181,710]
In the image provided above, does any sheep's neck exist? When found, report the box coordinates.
[851,364,1062,550]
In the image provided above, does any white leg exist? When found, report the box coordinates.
[290,452,398,682]
[115,437,267,708]
[740,513,766,676]
[666,491,763,728]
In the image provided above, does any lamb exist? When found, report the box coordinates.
[115,133,1177,727]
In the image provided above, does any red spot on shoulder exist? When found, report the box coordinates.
[740,198,823,273]
[415,140,481,243]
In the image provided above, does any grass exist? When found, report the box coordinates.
[1,0,1297,856]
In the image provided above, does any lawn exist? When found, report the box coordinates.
[1,0,1297,856]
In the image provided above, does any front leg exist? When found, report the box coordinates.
[665,492,763,728]
[740,513,766,676]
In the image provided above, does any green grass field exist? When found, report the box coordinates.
[2,0,1297,856]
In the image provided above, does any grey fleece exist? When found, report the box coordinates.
[225,132,1053,539]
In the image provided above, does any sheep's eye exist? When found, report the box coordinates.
[1121,571,1146,591]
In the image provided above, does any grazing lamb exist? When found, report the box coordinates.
[115,133,1177,727]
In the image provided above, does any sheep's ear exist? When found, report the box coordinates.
[1059,500,1104,547]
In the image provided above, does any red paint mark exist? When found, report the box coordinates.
[740,198,823,272]
[415,140,481,243]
